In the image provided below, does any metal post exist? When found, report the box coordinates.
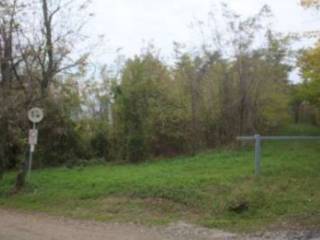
[28,122,36,178]
[254,134,261,176]
[237,135,320,176]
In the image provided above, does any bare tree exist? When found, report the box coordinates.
[12,0,92,190]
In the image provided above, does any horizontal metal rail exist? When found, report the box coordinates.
[237,136,320,141]
[237,134,320,176]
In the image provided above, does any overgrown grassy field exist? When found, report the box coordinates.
[0,124,319,232]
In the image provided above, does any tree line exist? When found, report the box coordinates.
[0,1,319,189]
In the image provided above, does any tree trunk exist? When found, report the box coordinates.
[190,75,201,155]
[41,0,54,96]
[0,137,5,180]
[0,113,10,181]
[0,18,14,181]
[13,149,29,192]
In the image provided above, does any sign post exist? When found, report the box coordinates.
[27,107,44,178]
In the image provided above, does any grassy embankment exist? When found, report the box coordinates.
[0,124,319,232]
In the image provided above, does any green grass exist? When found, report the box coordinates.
[0,124,320,232]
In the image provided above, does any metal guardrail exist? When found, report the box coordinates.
[237,134,320,176]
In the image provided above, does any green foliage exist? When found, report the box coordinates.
[290,42,320,126]
[35,101,83,167]
[298,42,320,110]
[112,53,178,162]
[90,130,109,160]
[110,28,292,163]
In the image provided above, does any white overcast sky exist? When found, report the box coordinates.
[84,0,320,80]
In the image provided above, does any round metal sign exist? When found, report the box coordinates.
[28,107,44,123]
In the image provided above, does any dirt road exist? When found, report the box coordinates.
[0,209,235,240]
[0,209,319,240]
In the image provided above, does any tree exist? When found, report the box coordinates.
[10,0,92,190]
[174,54,199,154]
[16,0,90,98]
[0,0,26,180]
[173,54,218,154]
[113,52,174,162]
[298,42,320,110]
